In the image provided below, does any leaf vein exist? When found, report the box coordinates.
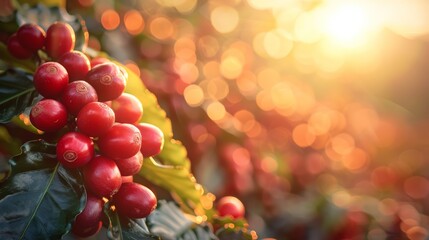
[18,163,59,240]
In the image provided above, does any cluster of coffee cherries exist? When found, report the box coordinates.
[8,22,165,238]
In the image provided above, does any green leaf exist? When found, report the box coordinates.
[104,202,160,240]
[212,215,255,240]
[212,215,256,240]
[0,140,85,239]
[122,218,161,240]
[216,227,258,240]
[10,115,40,134]
[16,4,88,52]
[158,138,191,170]
[147,200,217,240]
[141,158,204,210]
[213,216,248,230]
[0,68,38,123]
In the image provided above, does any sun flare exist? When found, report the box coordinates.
[322,2,371,48]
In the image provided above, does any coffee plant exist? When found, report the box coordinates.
[0,2,256,239]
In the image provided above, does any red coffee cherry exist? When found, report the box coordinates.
[111,93,143,124]
[135,123,164,158]
[71,193,104,238]
[97,123,141,160]
[73,221,101,239]
[113,182,157,219]
[61,81,98,116]
[29,99,68,132]
[115,151,143,176]
[33,62,69,99]
[45,22,75,59]
[216,196,245,219]
[83,155,122,198]
[85,62,126,101]
[56,132,94,168]
[7,33,33,59]
[77,102,115,137]
[16,23,45,52]
[58,50,91,81]
[90,57,110,68]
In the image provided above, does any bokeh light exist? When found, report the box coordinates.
[263,29,293,59]
[150,16,174,40]
[292,124,316,148]
[184,84,204,107]
[206,101,226,122]
[100,9,120,30]
[210,6,239,34]
[124,10,145,35]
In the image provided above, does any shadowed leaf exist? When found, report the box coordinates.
[0,67,37,123]
[0,140,85,239]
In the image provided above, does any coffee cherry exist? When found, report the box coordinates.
[77,102,115,137]
[56,132,94,168]
[33,62,69,99]
[45,22,75,59]
[111,93,143,124]
[216,196,245,219]
[113,182,157,219]
[98,123,141,160]
[90,57,110,68]
[135,123,164,158]
[71,193,104,238]
[83,155,122,198]
[58,50,91,81]
[16,23,45,52]
[115,151,143,176]
[61,81,98,116]
[85,62,126,101]
[73,222,101,239]
[29,99,68,132]
[7,33,33,59]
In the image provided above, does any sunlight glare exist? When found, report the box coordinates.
[322,2,371,48]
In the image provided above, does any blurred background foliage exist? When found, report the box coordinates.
[2,0,429,239]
